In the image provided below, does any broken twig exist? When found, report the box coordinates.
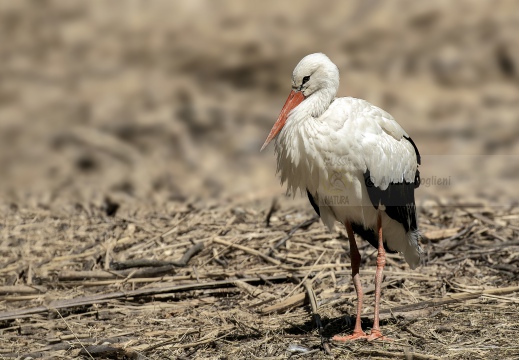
[266,215,320,257]
[111,241,204,270]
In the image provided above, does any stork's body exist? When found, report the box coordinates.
[262,53,423,341]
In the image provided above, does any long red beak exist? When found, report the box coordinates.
[260,90,306,151]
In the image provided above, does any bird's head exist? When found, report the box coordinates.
[261,53,339,151]
[291,53,339,98]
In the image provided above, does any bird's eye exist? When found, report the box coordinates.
[302,75,310,85]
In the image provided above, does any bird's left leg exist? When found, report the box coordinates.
[332,221,369,342]
[368,210,392,341]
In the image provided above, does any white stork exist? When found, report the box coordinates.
[261,53,422,341]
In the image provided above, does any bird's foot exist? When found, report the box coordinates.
[367,329,393,342]
[333,330,394,342]
[332,330,369,342]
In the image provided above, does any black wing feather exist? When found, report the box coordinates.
[364,136,420,232]
[306,189,320,216]
[305,137,420,253]
[404,136,421,165]
[404,135,421,188]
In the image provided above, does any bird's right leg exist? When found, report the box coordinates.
[332,221,368,341]
[367,211,392,341]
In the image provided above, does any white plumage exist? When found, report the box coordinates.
[262,53,423,341]
[276,95,422,267]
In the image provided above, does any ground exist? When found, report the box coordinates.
[2,197,519,359]
[1,1,519,359]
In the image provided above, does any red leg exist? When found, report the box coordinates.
[368,211,392,341]
[333,221,369,341]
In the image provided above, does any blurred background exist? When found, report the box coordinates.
[1,0,518,211]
